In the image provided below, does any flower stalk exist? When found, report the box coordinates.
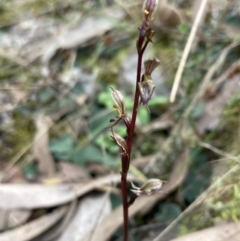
[108,1,163,240]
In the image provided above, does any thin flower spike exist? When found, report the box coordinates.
[131,179,166,196]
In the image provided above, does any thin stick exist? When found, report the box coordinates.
[170,0,209,103]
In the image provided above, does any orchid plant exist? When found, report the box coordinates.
[108,1,166,240]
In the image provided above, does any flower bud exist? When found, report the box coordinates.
[131,179,166,196]
[111,131,128,155]
[142,0,159,23]
[110,87,126,118]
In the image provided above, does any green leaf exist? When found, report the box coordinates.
[98,91,113,109]
[110,193,122,209]
[88,108,114,131]
[138,108,150,125]
[178,23,189,35]
[38,88,55,103]
[182,149,212,203]
[191,102,205,119]
[23,162,38,180]
[49,135,75,161]
[154,203,182,222]
[72,144,116,166]
[149,96,169,106]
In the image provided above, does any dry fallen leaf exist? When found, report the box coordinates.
[41,8,124,64]
[40,162,89,184]
[0,165,31,231]
[33,200,78,241]
[170,222,240,241]
[0,206,67,241]
[0,164,26,184]
[0,174,140,210]
[196,72,240,134]
[4,210,31,231]
[57,193,111,241]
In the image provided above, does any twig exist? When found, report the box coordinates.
[170,0,209,103]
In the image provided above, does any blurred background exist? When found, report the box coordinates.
[0,0,240,240]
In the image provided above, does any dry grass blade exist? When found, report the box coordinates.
[0,206,67,241]
[0,174,139,210]
[170,0,209,103]
[170,222,240,241]
[80,148,189,241]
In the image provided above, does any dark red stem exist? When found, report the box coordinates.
[121,26,148,241]
[121,171,128,241]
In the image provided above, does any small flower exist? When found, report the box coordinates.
[138,80,155,113]
[131,179,166,196]
[138,59,159,112]
[142,0,159,24]
[144,58,159,76]
[111,131,128,155]
[109,87,129,129]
